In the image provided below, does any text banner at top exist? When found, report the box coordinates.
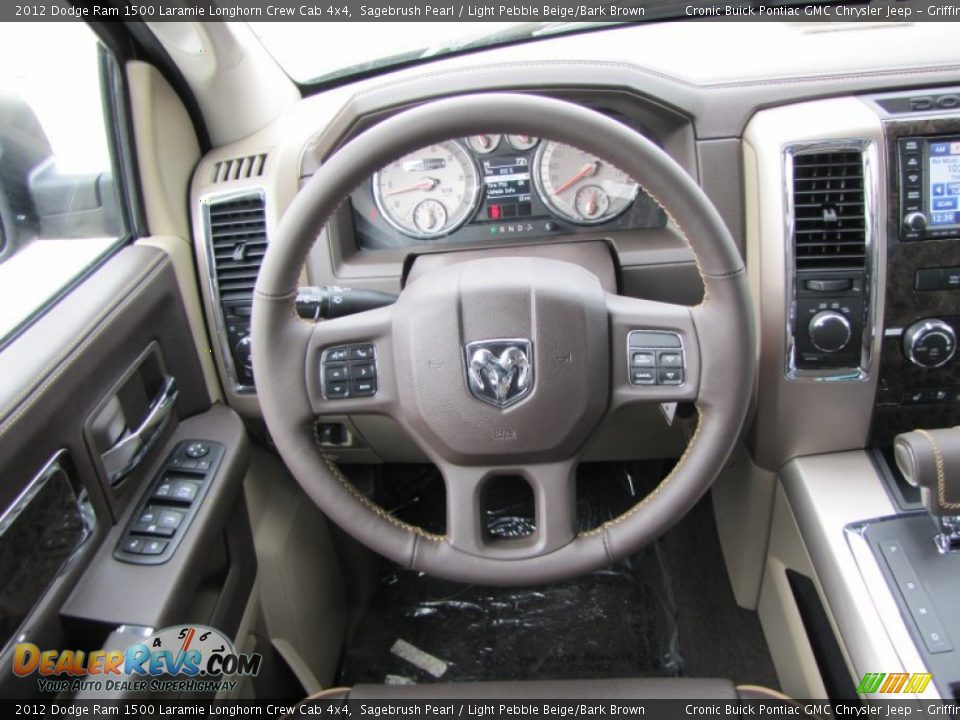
[7,0,960,22]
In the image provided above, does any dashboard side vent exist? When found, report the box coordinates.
[207,195,267,306]
[212,154,267,184]
[791,151,866,270]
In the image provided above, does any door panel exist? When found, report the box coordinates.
[0,245,220,697]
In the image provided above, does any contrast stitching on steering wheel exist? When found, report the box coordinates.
[312,420,446,542]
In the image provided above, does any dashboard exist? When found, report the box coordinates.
[349,131,666,250]
[187,22,960,476]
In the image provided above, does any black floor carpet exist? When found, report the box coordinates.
[337,462,779,689]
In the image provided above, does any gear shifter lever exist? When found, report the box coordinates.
[894,427,960,553]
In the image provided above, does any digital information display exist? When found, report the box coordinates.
[483,156,532,220]
[928,140,960,227]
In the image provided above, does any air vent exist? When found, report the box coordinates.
[792,151,866,270]
[212,154,267,184]
[207,195,267,306]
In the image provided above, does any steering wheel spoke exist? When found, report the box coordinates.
[440,460,578,560]
[606,294,701,408]
[305,304,397,416]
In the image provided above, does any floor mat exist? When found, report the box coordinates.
[338,463,683,685]
[338,549,683,685]
[337,461,779,689]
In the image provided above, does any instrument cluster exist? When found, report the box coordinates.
[349,134,666,250]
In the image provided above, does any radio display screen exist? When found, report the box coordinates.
[928,139,960,227]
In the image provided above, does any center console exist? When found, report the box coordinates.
[867,100,960,447]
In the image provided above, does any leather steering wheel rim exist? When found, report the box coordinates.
[252,93,755,586]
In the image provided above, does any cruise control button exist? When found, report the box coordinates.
[326,347,350,362]
[350,344,375,360]
[326,381,350,399]
[324,364,350,382]
[631,368,656,385]
[659,368,684,385]
[141,539,168,556]
[352,379,377,397]
[351,362,376,380]
[631,352,656,367]
[658,352,683,368]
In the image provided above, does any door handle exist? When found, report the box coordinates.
[100,376,178,484]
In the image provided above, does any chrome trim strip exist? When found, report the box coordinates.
[198,187,267,395]
[782,139,880,382]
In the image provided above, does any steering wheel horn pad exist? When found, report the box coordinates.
[252,93,755,585]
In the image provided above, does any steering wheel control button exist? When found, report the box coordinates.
[350,344,375,360]
[351,362,376,380]
[658,352,683,368]
[322,343,379,399]
[631,352,656,367]
[326,381,350,399]
[325,364,350,382]
[631,369,656,385]
[659,368,684,385]
[628,330,685,386]
[352,379,378,397]
[184,442,209,458]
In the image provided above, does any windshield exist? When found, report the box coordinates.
[249,22,617,85]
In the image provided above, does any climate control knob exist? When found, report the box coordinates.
[234,335,253,371]
[904,319,957,369]
[808,310,852,353]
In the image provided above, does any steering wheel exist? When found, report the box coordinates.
[252,93,754,586]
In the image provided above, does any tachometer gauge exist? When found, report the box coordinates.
[534,141,638,225]
[507,134,539,151]
[467,134,501,154]
[373,140,481,239]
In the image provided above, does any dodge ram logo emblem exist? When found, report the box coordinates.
[465,339,533,408]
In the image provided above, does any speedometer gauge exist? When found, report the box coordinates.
[373,140,481,239]
[534,141,638,225]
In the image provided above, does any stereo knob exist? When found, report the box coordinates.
[234,335,253,371]
[904,319,957,369]
[904,212,928,233]
[808,311,852,353]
